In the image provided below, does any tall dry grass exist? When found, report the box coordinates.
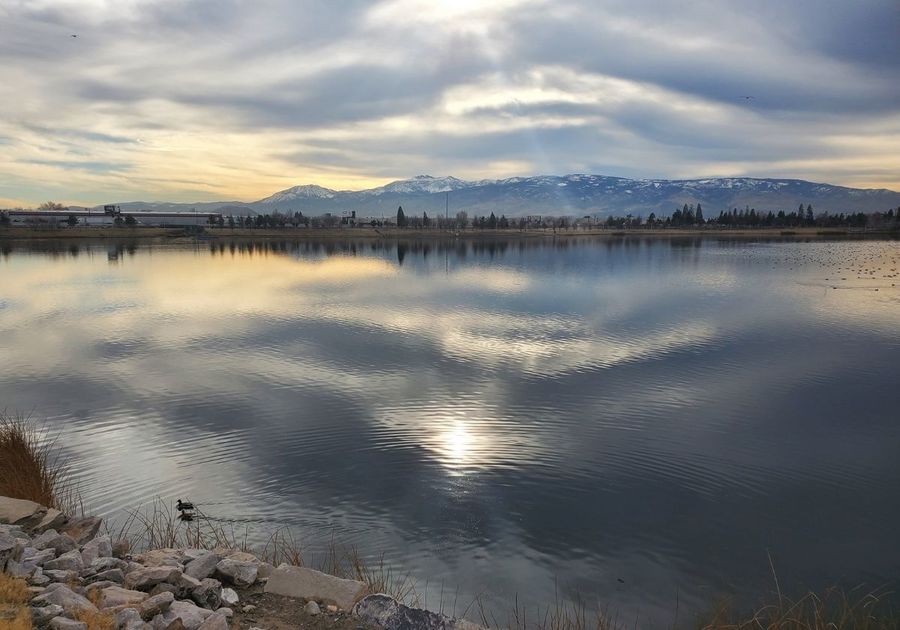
[0,574,31,630]
[0,411,77,513]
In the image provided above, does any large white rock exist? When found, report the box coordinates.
[0,496,47,529]
[219,587,238,607]
[264,564,366,611]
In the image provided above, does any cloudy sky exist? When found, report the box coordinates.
[1,0,898,206]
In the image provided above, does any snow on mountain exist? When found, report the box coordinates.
[365,175,473,196]
[256,184,338,205]
[90,175,900,217]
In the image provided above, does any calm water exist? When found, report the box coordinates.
[1,236,899,624]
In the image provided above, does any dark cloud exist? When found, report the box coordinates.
[0,0,897,202]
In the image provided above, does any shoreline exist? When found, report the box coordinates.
[1,226,897,242]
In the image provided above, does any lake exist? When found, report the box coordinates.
[1,235,898,624]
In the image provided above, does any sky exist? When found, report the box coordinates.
[0,0,898,207]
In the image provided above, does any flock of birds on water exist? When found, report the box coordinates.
[766,243,899,292]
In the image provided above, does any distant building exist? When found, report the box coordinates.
[7,209,222,227]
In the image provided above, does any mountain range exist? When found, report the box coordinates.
[97,175,900,218]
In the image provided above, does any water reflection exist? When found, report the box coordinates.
[0,236,898,624]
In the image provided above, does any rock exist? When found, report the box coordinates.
[60,517,103,546]
[172,573,201,598]
[28,567,51,586]
[140,591,174,620]
[90,557,129,573]
[219,588,238,607]
[125,566,181,591]
[136,549,184,568]
[44,569,78,583]
[148,584,178,598]
[265,564,366,611]
[152,600,213,630]
[6,558,37,578]
[352,594,483,630]
[196,613,228,630]
[305,601,321,616]
[45,549,84,572]
[0,531,24,571]
[213,558,257,587]
[25,547,57,566]
[82,535,113,566]
[223,551,258,563]
[190,578,221,610]
[115,607,144,630]
[159,619,185,630]
[35,509,68,534]
[216,608,232,619]
[183,553,220,580]
[34,530,77,555]
[85,581,119,599]
[0,496,47,530]
[112,540,130,559]
[99,586,149,609]
[32,584,98,616]
[88,569,126,584]
[49,617,87,630]
[326,604,338,613]
[30,604,65,625]
[241,605,256,613]
[256,562,275,579]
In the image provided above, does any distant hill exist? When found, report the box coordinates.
[93,174,900,218]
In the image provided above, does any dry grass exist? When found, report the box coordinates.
[111,500,417,602]
[0,411,78,514]
[0,574,31,630]
[72,591,115,630]
[697,585,899,630]
[112,499,251,553]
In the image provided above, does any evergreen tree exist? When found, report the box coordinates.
[805,204,814,224]
[488,212,497,229]
[397,206,406,228]
[422,212,429,227]
[695,203,703,224]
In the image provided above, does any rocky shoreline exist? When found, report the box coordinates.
[1,497,480,630]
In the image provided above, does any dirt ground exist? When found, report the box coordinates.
[230,583,373,630]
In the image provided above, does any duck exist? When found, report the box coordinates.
[176,499,195,512]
